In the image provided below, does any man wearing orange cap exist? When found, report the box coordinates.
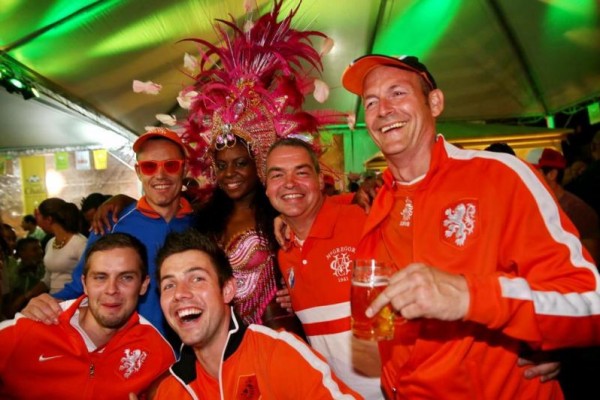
[341,54,600,399]
[528,148,600,264]
[22,128,195,339]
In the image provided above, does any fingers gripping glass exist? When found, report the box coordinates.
[137,159,184,175]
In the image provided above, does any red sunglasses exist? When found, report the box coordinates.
[137,159,184,176]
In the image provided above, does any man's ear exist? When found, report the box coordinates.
[428,89,445,117]
[139,275,151,296]
[134,164,141,179]
[82,275,88,296]
[222,278,236,304]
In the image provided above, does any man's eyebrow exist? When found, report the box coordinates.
[160,266,206,282]
[295,163,312,170]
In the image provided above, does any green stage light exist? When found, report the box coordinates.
[0,63,40,100]
[8,77,24,90]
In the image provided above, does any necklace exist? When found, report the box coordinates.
[52,237,68,250]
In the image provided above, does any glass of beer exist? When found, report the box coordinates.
[351,259,395,340]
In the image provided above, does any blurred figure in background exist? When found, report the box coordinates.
[1,224,19,315]
[0,231,8,320]
[79,193,111,235]
[322,174,340,197]
[32,198,86,295]
[565,129,600,217]
[2,237,45,318]
[529,146,600,400]
[528,148,600,265]
[20,214,46,241]
[484,142,516,156]
[1,225,17,258]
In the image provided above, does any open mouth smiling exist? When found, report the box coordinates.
[281,193,303,200]
[153,182,172,190]
[381,122,407,133]
[224,181,242,190]
[177,307,202,323]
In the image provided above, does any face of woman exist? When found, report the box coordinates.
[214,142,259,202]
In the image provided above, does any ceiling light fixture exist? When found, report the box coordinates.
[0,63,40,100]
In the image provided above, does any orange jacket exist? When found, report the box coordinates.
[278,198,380,398]
[279,197,366,337]
[357,137,600,399]
[154,312,361,399]
[0,296,175,399]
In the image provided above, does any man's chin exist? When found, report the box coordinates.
[98,316,128,330]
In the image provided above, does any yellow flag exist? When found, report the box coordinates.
[93,149,108,170]
[20,156,48,215]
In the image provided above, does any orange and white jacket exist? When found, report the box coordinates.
[278,198,381,398]
[357,136,600,399]
[154,311,361,399]
[0,295,175,399]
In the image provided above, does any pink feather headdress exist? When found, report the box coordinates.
[179,0,344,183]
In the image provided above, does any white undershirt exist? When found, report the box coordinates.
[69,298,103,352]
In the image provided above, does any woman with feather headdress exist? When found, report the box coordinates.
[181,0,342,332]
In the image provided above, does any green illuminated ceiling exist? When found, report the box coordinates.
[373,0,461,58]
[0,0,598,156]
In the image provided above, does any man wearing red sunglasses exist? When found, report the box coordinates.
[23,128,195,344]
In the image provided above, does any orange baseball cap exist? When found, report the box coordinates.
[342,54,437,96]
[132,127,187,156]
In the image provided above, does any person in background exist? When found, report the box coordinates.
[565,129,600,216]
[0,225,19,319]
[151,228,360,399]
[0,233,175,399]
[562,159,587,187]
[79,192,111,235]
[347,173,361,193]
[21,128,195,341]
[34,204,55,252]
[322,174,340,196]
[0,233,8,320]
[31,198,87,295]
[526,147,600,400]
[2,237,45,318]
[484,141,516,155]
[527,147,600,264]
[341,53,598,399]
[1,224,17,259]
[20,214,46,241]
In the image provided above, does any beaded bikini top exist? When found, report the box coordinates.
[222,228,277,325]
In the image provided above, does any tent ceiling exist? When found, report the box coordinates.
[0,0,598,150]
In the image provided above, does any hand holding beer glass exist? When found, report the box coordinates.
[351,259,395,340]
